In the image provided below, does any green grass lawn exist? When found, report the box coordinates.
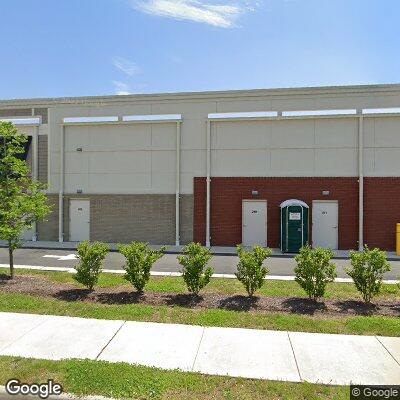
[0,291,399,336]
[0,268,399,336]
[0,356,348,400]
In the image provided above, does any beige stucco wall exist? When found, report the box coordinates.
[2,84,400,197]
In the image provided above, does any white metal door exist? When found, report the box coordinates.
[69,199,90,242]
[242,200,267,246]
[312,201,338,249]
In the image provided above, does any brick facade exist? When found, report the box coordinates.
[364,178,400,250]
[194,177,359,249]
[194,177,400,250]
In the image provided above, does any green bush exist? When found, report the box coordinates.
[118,242,165,293]
[235,245,271,297]
[178,242,214,295]
[346,246,391,303]
[294,245,337,301]
[74,241,109,290]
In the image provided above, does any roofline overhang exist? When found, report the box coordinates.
[1,83,400,108]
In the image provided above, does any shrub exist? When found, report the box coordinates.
[178,242,214,295]
[118,242,165,293]
[74,241,109,290]
[346,246,391,303]
[294,245,337,301]
[235,245,271,297]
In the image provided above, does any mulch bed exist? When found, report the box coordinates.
[1,274,399,318]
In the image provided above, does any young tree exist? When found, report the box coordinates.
[178,242,214,295]
[119,242,165,293]
[294,245,337,301]
[346,246,391,303]
[235,245,271,297]
[74,241,109,290]
[0,122,51,278]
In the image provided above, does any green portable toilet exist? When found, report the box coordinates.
[280,199,309,253]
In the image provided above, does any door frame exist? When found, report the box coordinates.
[241,199,268,247]
[69,198,91,242]
[312,200,338,249]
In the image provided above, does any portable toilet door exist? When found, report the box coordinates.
[280,199,309,253]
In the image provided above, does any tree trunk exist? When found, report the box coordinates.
[8,240,14,279]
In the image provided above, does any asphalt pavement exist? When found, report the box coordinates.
[0,248,399,280]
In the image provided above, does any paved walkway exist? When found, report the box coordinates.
[0,312,399,386]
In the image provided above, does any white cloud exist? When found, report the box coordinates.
[113,57,141,76]
[112,80,131,95]
[132,0,259,28]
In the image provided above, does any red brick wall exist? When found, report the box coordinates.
[194,177,400,250]
[364,178,400,250]
[194,177,359,249]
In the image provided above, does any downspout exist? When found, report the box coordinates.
[32,126,39,241]
[175,121,181,246]
[58,125,65,243]
[358,111,364,251]
[206,120,211,248]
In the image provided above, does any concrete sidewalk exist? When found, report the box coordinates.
[0,312,399,386]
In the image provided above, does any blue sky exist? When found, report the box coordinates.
[0,0,399,99]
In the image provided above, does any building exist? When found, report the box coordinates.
[1,84,400,251]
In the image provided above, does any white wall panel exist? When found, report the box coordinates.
[65,127,89,151]
[181,119,206,150]
[363,148,375,175]
[181,150,205,174]
[213,121,269,149]
[88,152,151,174]
[151,101,216,119]
[315,118,358,147]
[65,152,89,174]
[270,120,314,148]
[151,173,175,192]
[374,148,400,175]
[270,149,314,175]
[151,123,176,150]
[64,173,89,193]
[374,117,400,147]
[151,151,176,173]
[363,118,375,147]
[315,149,358,175]
[271,97,316,111]
[216,99,271,112]
[89,173,151,193]
[212,149,268,176]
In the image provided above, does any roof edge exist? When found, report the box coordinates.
[1,83,400,107]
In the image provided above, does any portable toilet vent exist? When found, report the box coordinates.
[280,199,309,253]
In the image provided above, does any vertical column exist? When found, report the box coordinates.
[58,125,65,243]
[206,120,211,248]
[175,121,181,246]
[32,125,39,241]
[358,112,364,250]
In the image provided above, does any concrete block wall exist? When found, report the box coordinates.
[38,194,193,245]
